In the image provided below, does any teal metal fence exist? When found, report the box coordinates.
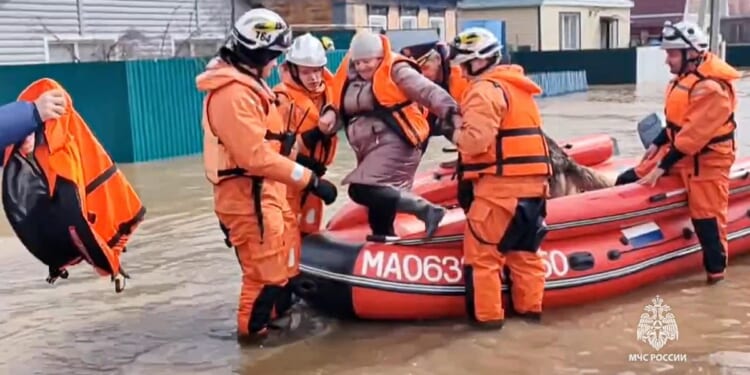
[0,50,590,163]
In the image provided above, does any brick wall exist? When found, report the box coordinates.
[250,0,334,25]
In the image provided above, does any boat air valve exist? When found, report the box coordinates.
[607,249,621,261]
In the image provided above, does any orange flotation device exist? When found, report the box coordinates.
[1,78,146,293]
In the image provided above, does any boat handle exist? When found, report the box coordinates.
[648,169,749,203]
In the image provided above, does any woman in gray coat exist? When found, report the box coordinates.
[319,30,461,238]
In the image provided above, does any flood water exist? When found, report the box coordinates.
[2,78,750,375]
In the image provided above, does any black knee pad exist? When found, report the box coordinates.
[498,198,548,253]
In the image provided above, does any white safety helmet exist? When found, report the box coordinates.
[231,8,292,53]
[285,33,328,67]
[450,27,503,65]
[661,20,709,52]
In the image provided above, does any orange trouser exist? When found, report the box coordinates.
[678,165,730,275]
[282,189,324,276]
[217,212,288,336]
[463,196,547,323]
[287,189,324,235]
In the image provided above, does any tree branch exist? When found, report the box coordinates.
[36,17,79,63]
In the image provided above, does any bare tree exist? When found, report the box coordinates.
[169,0,232,58]
[158,4,185,57]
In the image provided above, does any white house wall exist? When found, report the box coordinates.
[0,0,232,65]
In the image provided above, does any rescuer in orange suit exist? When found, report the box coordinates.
[196,8,338,342]
[438,28,552,328]
[273,32,339,313]
[637,20,741,285]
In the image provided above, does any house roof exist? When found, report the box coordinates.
[459,0,633,9]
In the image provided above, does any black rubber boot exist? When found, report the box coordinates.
[396,192,446,238]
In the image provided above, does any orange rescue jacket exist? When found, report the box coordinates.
[273,70,339,168]
[332,35,431,148]
[199,62,314,242]
[664,53,740,165]
[2,78,145,289]
[458,65,552,180]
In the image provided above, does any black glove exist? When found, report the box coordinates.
[435,108,458,141]
[296,154,327,177]
[306,174,337,205]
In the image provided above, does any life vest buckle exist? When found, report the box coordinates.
[46,267,69,285]
[112,267,130,293]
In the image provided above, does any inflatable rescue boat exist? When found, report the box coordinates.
[295,129,750,320]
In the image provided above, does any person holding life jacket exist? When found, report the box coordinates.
[0,90,66,150]
[636,20,740,285]
[195,8,338,342]
[273,32,339,312]
[2,78,145,293]
[319,30,460,238]
[438,27,552,328]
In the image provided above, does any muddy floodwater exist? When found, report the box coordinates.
[2,78,750,375]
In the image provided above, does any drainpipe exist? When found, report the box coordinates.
[708,0,723,57]
[76,0,84,35]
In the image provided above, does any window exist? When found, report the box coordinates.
[368,15,388,32]
[43,36,119,63]
[559,12,581,50]
[368,5,388,32]
[428,9,446,39]
[400,6,418,30]
[429,17,446,39]
[172,35,225,57]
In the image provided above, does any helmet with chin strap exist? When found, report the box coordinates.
[220,8,292,72]
[449,27,502,76]
[660,20,709,73]
[285,33,328,68]
[661,20,709,52]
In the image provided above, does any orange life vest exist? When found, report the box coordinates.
[334,35,431,148]
[458,67,553,180]
[202,69,293,243]
[203,71,293,185]
[2,78,145,291]
[664,56,737,160]
[273,70,338,167]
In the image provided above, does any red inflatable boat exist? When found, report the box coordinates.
[295,133,750,320]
